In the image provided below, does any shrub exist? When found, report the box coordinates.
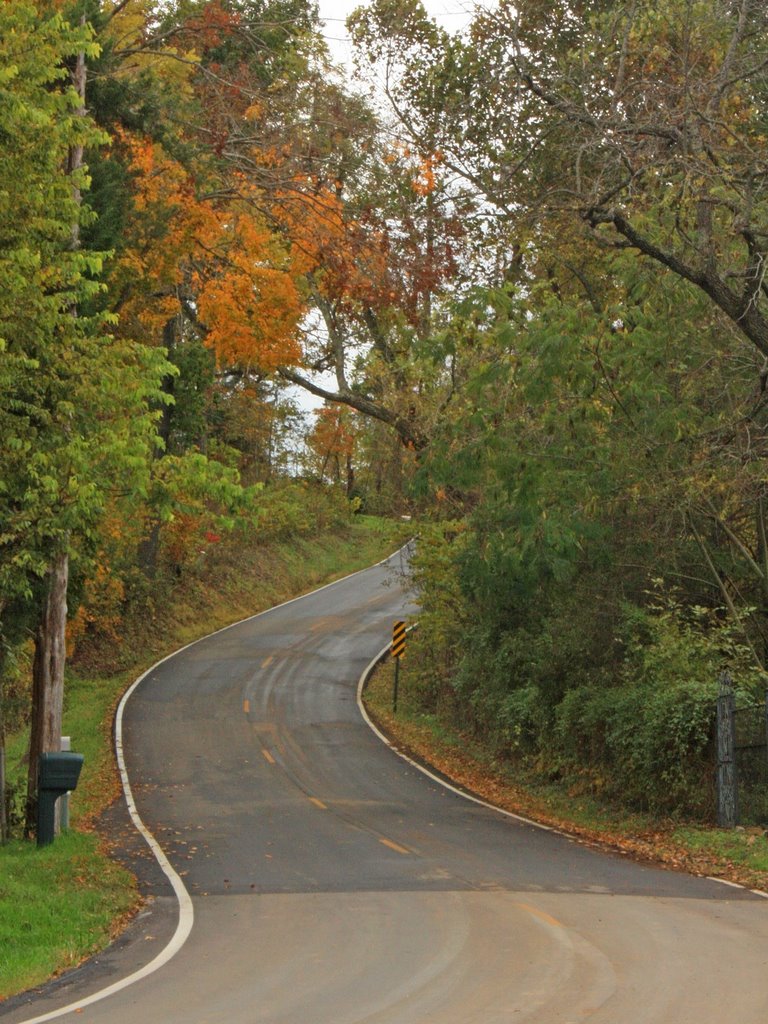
[548,596,764,816]
[553,679,718,815]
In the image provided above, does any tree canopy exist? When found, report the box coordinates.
[4,0,768,831]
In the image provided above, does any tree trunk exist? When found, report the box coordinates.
[756,495,768,665]
[0,643,6,842]
[0,745,6,844]
[277,366,430,452]
[0,694,7,844]
[25,550,68,836]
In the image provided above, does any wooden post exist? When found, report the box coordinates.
[716,670,738,828]
[0,745,6,844]
[26,550,69,837]
[0,667,6,843]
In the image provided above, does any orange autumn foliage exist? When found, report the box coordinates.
[114,131,306,370]
[412,153,440,197]
[66,562,126,655]
[182,0,240,49]
[113,130,218,339]
[115,132,438,376]
[195,204,304,371]
[309,406,357,461]
[276,183,390,313]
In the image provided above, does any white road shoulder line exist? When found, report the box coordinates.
[357,644,768,900]
[16,655,196,1024]
[708,877,768,898]
[706,876,744,889]
[18,545,409,1024]
[356,644,558,836]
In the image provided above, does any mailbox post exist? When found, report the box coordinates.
[60,736,71,830]
[37,752,84,848]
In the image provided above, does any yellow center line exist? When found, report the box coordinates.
[261,748,276,765]
[309,797,327,810]
[261,655,274,669]
[379,837,411,856]
[515,903,564,929]
[242,699,250,714]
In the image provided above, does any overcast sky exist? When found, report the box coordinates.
[317,1,474,70]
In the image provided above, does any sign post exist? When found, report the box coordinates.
[392,621,406,712]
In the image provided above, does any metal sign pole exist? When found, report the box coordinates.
[391,621,406,713]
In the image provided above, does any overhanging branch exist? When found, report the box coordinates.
[277,366,428,450]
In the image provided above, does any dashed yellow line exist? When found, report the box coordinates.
[261,748,276,765]
[261,655,274,668]
[309,797,327,810]
[379,837,410,855]
[243,699,250,714]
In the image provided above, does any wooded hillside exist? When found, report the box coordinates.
[2,0,768,832]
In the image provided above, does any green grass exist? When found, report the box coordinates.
[0,516,403,1001]
[673,825,768,878]
[0,832,135,999]
[363,655,768,892]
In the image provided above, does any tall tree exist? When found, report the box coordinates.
[353,0,768,357]
[0,1,170,832]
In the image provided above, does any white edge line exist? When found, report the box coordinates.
[705,877,768,900]
[17,544,409,1024]
[357,644,768,900]
[706,876,745,889]
[356,643,558,836]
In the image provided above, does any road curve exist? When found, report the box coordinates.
[6,551,768,1023]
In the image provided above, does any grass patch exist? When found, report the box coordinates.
[0,832,135,999]
[364,655,768,892]
[0,516,403,1001]
[673,825,768,882]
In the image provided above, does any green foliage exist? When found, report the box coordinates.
[167,338,217,453]
[617,592,765,693]
[402,250,768,819]
[553,678,718,817]
[551,594,764,815]
[0,642,31,740]
[0,3,171,614]
[406,522,472,712]
[250,481,354,540]
[410,557,764,816]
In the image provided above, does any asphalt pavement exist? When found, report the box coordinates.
[5,549,768,1023]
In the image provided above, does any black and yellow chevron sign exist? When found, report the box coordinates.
[391,620,407,659]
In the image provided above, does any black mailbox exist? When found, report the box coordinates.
[39,752,84,793]
[37,751,84,847]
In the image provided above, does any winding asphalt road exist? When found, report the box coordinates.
[6,551,768,1023]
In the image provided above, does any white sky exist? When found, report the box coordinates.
[317,0,474,70]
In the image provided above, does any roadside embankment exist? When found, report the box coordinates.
[362,653,768,895]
